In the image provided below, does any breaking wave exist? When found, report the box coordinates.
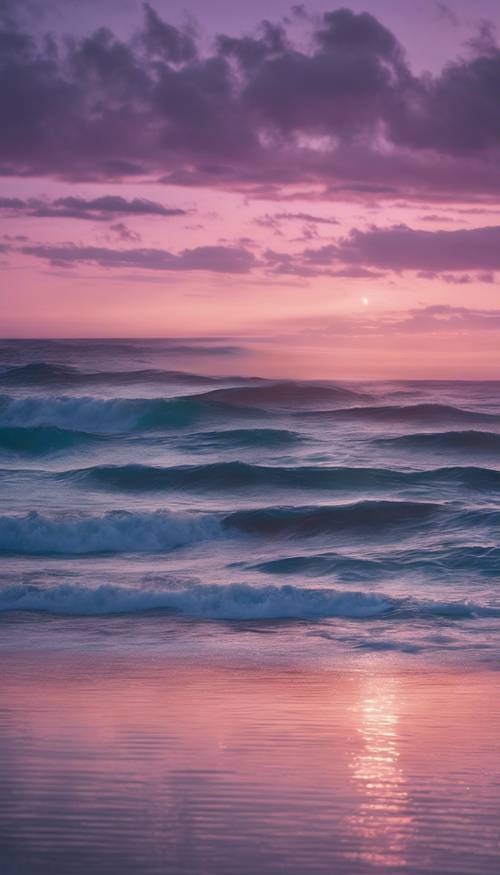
[0,500,448,555]
[0,510,219,554]
[0,580,497,621]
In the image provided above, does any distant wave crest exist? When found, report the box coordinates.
[0,362,219,386]
[309,403,500,424]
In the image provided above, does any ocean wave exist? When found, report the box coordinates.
[0,501,446,555]
[59,462,500,492]
[0,362,222,386]
[308,403,500,425]
[251,554,386,580]
[0,425,103,454]
[0,510,219,555]
[378,430,500,452]
[252,544,500,579]
[193,381,370,409]
[0,580,497,621]
[0,394,206,432]
[0,582,393,618]
[5,396,495,436]
[225,500,442,536]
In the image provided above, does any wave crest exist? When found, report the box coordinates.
[0,510,219,554]
[62,462,500,492]
[0,581,496,621]
[0,582,393,618]
[309,403,500,425]
[0,395,204,432]
[194,381,370,409]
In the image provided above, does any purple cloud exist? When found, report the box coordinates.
[0,4,499,201]
[21,242,257,273]
[332,267,385,279]
[109,222,141,242]
[0,195,186,219]
[258,224,500,278]
[332,225,500,272]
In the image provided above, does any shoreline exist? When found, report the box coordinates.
[1,647,499,874]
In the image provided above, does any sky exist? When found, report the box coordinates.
[1,0,500,377]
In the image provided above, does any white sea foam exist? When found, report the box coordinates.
[0,580,496,620]
[0,581,395,618]
[0,510,220,554]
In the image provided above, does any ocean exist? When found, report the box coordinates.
[0,339,499,874]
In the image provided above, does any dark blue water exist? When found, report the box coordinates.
[0,339,499,662]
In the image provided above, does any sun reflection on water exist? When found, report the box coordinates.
[346,676,413,868]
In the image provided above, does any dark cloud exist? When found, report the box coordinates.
[262,245,385,279]
[216,20,288,71]
[389,38,500,155]
[0,4,499,200]
[22,242,257,273]
[0,0,40,28]
[332,224,500,271]
[417,270,495,284]
[109,222,141,242]
[0,195,186,219]
[260,224,500,278]
[0,197,26,209]
[242,10,406,139]
[142,2,196,63]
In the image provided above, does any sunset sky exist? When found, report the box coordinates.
[1,0,500,377]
